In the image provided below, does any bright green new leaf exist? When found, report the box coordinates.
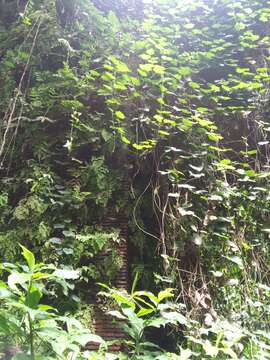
[20,245,35,272]
[157,288,174,302]
[115,111,125,119]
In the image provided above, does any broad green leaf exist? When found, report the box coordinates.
[203,340,219,356]
[157,288,174,302]
[32,272,51,280]
[110,292,135,310]
[180,348,193,360]
[153,65,165,74]
[194,117,214,129]
[116,62,130,73]
[20,245,35,271]
[0,282,13,298]
[53,268,80,279]
[133,290,158,306]
[162,311,187,325]
[189,81,200,89]
[72,332,104,346]
[184,23,194,29]
[121,135,131,144]
[38,304,55,311]
[137,308,155,317]
[115,111,125,119]
[122,306,144,336]
[107,310,127,320]
[25,286,42,309]
[8,272,30,291]
[225,256,244,269]
[207,132,223,141]
[139,63,153,72]
[147,318,166,328]
[211,271,223,277]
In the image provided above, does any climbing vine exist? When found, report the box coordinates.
[0,0,270,358]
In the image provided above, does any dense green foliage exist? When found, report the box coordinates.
[0,246,103,359]
[1,0,270,358]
